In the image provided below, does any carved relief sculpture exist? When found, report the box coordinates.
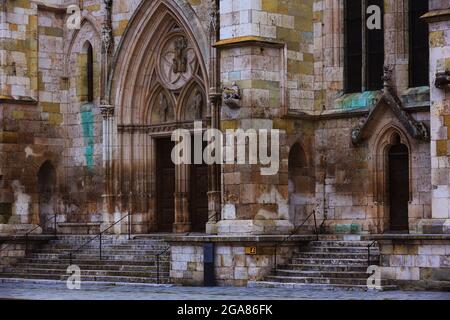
[159,92,169,123]
[159,34,197,91]
[173,37,188,74]
[194,88,203,120]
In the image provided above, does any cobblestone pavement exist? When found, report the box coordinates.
[0,280,449,300]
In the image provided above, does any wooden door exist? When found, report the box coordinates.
[388,144,410,231]
[156,138,175,232]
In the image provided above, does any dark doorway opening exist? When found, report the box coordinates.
[190,140,208,233]
[38,161,56,232]
[388,138,410,232]
[156,138,175,232]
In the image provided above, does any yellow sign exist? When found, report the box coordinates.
[245,246,257,255]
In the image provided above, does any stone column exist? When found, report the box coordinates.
[173,164,191,233]
[421,5,450,234]
[100,105,115,215]
[205,1,221,235]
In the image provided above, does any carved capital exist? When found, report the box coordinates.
[100,105,115,119]
[209,88,222,104]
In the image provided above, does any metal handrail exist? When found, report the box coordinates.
[274,210,319,271]
[64,213,131,265]
[367,240,378,266]
[155,245,171,284]
[0,214,57,255]
[25,214,58,255]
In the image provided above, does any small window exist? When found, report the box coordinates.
[409,0,429,87]
[86,43,94,102]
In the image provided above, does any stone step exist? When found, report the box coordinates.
[14,263,167,272]
[49,235,165,245]
[21,258,169,266]
[306,241,376,248]
[278,264,369,272]
[258,240,383,291]
[248,281,397,291]
[32,248,170,255]
[28,253,170,261]
[291,257,375,266]
[4,267,169,278]
[45,243,168,250]
[294,252,379,260]
[44,243,169,249]
[299,246,379,254]
[265,275,380,286]
[0,273,170,284]
[275,269,369,279]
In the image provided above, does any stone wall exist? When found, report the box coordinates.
[378,237,450,290]
[170,239,301,286]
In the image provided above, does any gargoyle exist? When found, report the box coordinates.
[222,82,241,109]
[435,70,450,89]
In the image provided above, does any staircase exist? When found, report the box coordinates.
[249,240,396,291]
[0,236,171,285]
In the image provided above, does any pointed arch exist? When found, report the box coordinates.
[66,15,101,53]
[108,0,209,125]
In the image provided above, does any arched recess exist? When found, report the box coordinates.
[178,79,208,122]
[37,161,56,232]
[145,85,176,125]
[372,125,413,232]
[288,142,315,228]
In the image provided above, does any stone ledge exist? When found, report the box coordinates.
[57,223,101,235]
[213,36,285,49]
[422,9,450,23]
[366,234,450,241]
[0,95,37,105]
[0,235,55,242]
